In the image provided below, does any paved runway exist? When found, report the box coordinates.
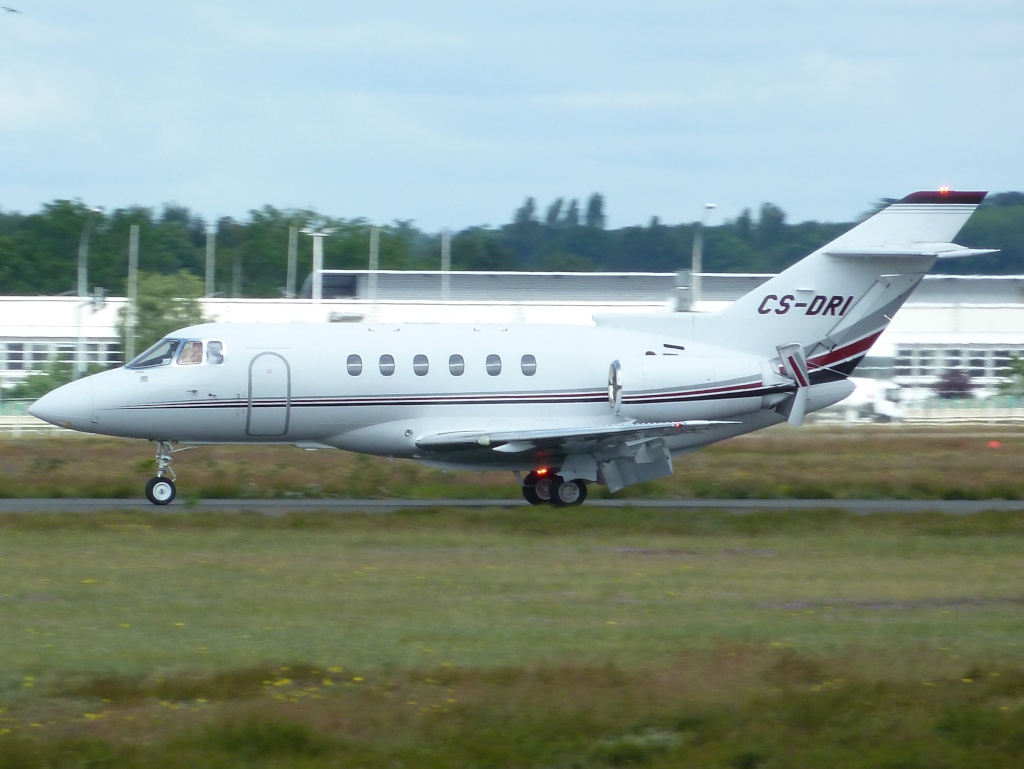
[1,498,1022,514]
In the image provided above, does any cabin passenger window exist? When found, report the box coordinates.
[449,354,465,376]
[486,354,502,376]
[178,341,203,365]
[127,338,181,369]
[347,354,363,376]
[521,354,537,376]
[208,341,224,365]
[379,354,395,376]
[413,354,429,376]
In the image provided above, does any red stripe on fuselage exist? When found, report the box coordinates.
[807,330,883,370]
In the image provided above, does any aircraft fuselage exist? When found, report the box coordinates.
[37,321,845,470]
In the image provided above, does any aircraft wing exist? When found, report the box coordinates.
[415,419,735,455]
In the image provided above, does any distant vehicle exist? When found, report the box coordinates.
[840,378,903,422]
[31,191,994,505]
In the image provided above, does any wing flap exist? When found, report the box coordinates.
[415,419,735,453]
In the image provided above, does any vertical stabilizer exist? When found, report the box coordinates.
[688,191,989,372]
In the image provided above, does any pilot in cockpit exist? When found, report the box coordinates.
[178,341,203,365]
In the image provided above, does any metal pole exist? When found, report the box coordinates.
[301,228,334,304]
[75,207,102,379]
[368,226,380,308]
[205,224,216,297]
[690,203,716,310]
[441,228,451,302]
[287,225,298,299]
[126,224,139,361]
[312,236,324,302]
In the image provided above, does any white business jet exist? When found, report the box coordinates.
[31,191,994,505]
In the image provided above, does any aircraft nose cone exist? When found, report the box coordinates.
[29,377,95,429]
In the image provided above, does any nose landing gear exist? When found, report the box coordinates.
[145,440,184,505]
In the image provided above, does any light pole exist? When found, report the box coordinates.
[368,226,380,312]
[440,228,451,302]
[75,205,104,379]
[205,223,217,297]
[301,228,334,303]
[690,203,716,310]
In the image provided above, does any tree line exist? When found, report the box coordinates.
[1,192,1021,299]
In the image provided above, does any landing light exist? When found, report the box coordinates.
[939,186,951,194]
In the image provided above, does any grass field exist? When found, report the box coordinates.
[2,424,1023,501]
[1,502,1023,767]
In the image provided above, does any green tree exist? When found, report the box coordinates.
[513,197,537,225]
[118,271,209,356]
[998,354,1024,396]
[585,193,606,229]
[563,199,580,228]
[7,359,75,400]
[451,229,514,270]
[545,198,564,227]
[933,368,973,400]
[7,359,111,399]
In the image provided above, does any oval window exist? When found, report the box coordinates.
[520,354,537,376]
[347,354,362,376]
[449,354,465,376]
[486,354,502,376]
[379,354,395,376]
[413,354,429,376]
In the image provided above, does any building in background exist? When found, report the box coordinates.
[3,272,1024,399]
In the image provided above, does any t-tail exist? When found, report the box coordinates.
[689,190,996,378]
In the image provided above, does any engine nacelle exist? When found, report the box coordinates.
[610,352,768,422]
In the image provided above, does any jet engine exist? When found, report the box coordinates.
[609,352,770,422]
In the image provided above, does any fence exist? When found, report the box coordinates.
[0,400,65,436]
[902,397,1024,425]
[4,397,1024,438]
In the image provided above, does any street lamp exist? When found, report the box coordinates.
[301,227,334,303]
[75,205,104,379]
[690,203,716,310]
[205,223,217,297]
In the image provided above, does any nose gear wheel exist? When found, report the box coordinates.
[144,440,192,505]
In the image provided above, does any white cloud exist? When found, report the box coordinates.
[0,0,1021,228]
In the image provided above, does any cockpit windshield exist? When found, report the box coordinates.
[126,338,181,369]
[125,338,225,369]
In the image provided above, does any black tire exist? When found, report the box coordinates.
[522,471,548,505]
[145,476,176,505]
[533,475,557,504]
[552,479,587,507]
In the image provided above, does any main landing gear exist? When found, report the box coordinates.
[145,440,180,505]
[521,470,588,507]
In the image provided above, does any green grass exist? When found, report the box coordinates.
[1,508,1023,766]
[2,424,1024,500]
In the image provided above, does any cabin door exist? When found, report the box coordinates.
[247,352,291,436]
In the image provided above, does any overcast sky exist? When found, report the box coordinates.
[2,1,1021,231]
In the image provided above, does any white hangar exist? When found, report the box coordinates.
[2,270,1023,395]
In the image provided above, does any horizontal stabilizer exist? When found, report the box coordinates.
[826,243,999,260]
[416,419,735,453]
